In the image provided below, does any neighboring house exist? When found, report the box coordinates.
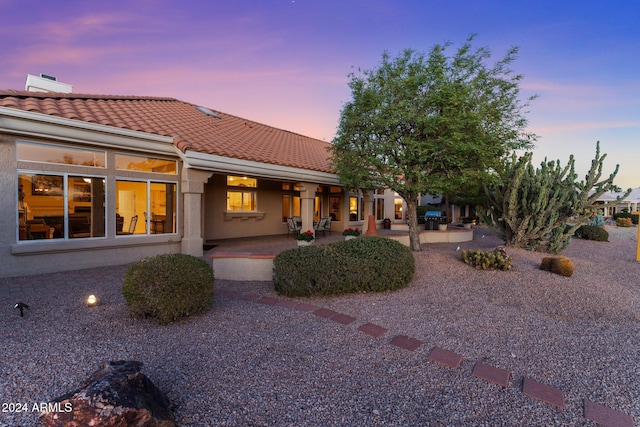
[595,188,640,217]
[0,76,405,278]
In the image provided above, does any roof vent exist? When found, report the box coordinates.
[25,74,72,93]
[195,105,221,119]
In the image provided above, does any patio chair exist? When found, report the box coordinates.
[313,217,327,238]
[322,216,332,235]
[118,215,138,235]
[287,217,301,238]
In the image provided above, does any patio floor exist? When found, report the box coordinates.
[203,227,467,257]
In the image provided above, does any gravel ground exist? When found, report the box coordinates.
[1,226,638,426]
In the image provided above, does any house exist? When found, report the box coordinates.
[594,188,640,218]
[0,75,408,278]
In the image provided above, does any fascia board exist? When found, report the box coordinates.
[183,150,340,185]
[0,107,176,155]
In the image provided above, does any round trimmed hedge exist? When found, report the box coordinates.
[273,236,415,297]
[123,253,214,324]
[575,225,609,242]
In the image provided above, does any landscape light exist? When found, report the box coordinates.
[86,295,97,307]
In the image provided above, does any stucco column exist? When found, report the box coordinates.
[362,190,375,234]
[297,182,318,236]
[181,168,213,256]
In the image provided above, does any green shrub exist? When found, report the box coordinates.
[461,249,512,271]
[123,254,214,324]
[273,236,415,297]
[575,225,609,241]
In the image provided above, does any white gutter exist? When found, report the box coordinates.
[182,150,340,185]
[0,106,175,154]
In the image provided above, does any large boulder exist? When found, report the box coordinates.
[40,360,176,427]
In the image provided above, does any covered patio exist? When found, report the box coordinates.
[207,226,475,281]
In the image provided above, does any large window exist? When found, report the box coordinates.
[116,180,176,235]
[375,189,385,220]
[349,196,359,221]
[18,141,105,167]
[16,141,178,242]
[395,198,405,220]
[227,176,257,211]
[282,186,301,221]
[375,198,385,220]
[17,173,106,241]
[115,153,176,174]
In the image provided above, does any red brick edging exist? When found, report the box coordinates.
[214,288,635,426]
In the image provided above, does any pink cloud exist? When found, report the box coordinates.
[531,121,640,134]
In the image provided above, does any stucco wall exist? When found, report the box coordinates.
[204,174,291,240]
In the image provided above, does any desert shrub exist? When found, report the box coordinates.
[461,249,512,271]
[540,256,574,277]
[616,217,633,227]
[575,225,609,241]
[123,254,214,324]
[273,236,415,297]
[588,214,605,227]
[613,210,638,225]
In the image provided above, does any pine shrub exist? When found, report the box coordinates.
[273,236,415,297]
[574,225,609,241]
[123,254,214,324]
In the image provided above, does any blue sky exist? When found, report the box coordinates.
[1,0,638,188]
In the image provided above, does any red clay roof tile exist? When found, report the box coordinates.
[0,90,334,174]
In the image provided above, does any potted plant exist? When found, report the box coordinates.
[438,220,448,231]
[342,227,361,240]
[296,230,315,246]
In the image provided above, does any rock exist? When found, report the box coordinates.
[39,360,176,427]
[540,256,574,277]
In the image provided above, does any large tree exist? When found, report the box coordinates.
[330,36,536,250]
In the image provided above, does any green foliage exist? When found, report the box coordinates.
[296,230,315,241]
[273,236,415,297]
[482,142,630,254]
[330,35,536,251]
[342,227,361,236]
[461,249,512,271]
[575,225,609,241]
[123,254,214,324]
[588,213,605,227]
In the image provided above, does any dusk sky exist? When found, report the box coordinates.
[1,0,638,189]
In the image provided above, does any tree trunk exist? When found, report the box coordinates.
[405,194,421,251]
[444,194,451,223]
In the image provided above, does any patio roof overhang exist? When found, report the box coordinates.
[181,149,340,186]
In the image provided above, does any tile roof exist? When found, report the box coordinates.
[0,90,334,174]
